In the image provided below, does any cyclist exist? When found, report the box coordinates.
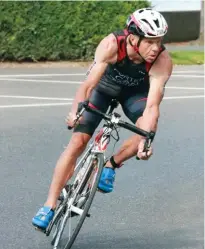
[32,8,173,230]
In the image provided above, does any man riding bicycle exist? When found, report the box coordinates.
[32,8,173,230]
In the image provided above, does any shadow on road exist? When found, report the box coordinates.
[65,228,203,249]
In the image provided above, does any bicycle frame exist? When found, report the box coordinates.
[45,100,155,249]
[74,114,119,172]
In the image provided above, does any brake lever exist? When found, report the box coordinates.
[136,136,152,160]
[67,107,86,130]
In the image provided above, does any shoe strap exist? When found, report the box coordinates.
[37,207,54,216]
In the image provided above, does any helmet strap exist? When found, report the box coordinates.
[137,36,143,47]
[129,36,145,61]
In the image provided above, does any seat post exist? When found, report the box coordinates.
[107,99,119,115]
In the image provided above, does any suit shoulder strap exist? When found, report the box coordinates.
[113,29,129,62]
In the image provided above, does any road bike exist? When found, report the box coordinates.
[38,99,155,249]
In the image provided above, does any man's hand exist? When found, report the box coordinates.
[137,139,153,160]
[65,112,78,128]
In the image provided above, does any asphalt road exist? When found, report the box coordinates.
[0,65,204,249]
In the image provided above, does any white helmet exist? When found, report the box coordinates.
[126,8,168,38]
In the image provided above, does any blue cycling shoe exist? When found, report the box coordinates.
[32,206,54,230]
[98,167,116,193]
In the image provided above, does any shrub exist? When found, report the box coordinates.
[0,1,150,61]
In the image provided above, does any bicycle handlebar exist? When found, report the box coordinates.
[68,101,155,159]
[82,101,155,141]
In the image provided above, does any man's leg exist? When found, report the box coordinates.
[44,132,91,209]
[98,91,148,192]
[106,116,143,167]
[111,91,148,165]
[32,132,91,230]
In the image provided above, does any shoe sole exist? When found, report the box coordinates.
[33,225,46,233]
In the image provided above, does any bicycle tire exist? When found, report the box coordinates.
[64,153,104,249]
[51,219,61,246]
[50,185,72,248]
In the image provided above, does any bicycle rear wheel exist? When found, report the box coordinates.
[63,152,104,249]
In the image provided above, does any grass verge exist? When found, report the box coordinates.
[170,51,204,65]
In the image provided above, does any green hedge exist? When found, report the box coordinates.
[0,1,150,62]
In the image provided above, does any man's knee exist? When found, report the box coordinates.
[66,132,91,156]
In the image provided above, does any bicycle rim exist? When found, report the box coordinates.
[51,219,61,246]
[63,153,104,249]
[51,185,72,248]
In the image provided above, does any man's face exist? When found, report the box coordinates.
[139,37,163,63]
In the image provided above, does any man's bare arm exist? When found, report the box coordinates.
[70,34,118,114]
[137,50,173,132]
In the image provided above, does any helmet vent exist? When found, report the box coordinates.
[129,22,144,36]
[141,19,154,31]
[139,9,144,13]
[154,19,160,28]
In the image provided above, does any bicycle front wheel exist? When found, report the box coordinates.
[64,152,104,249]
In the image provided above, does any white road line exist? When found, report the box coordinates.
[0,95,204,109]
[0,102,72,108]
[0,73,85,77]
[0,71,203,78]
[0,95,73,101]
[164,95,204,100]
[165,87,204,90]
[171,74,204,78]
[0,89,204,102]
[0,78,81,84]
[173,71,204,74]
[0,74,204,84]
